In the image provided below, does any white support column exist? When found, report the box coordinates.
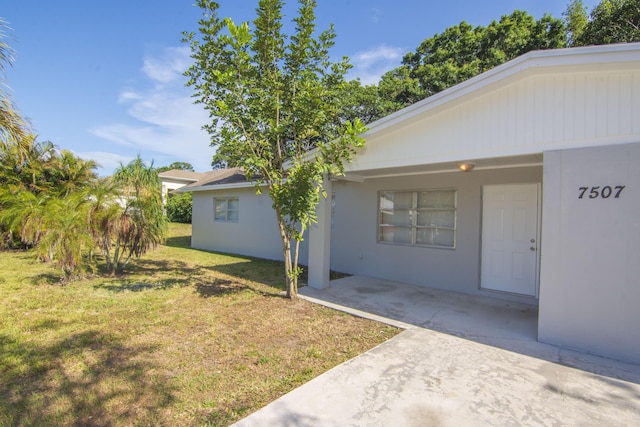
[308,178,332,289]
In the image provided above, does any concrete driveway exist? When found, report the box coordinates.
[233,277,640,426]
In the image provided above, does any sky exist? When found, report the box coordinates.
[2,0,600,176]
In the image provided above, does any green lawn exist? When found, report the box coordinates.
[0,223,398,426]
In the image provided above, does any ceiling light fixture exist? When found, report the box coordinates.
[458,162,475,172]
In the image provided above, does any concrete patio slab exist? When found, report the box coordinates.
[232,277,640,426]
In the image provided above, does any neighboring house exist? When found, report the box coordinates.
[181,43,640,364]
[158,169,207,204]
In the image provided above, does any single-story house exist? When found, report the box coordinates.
[181,43,640,365]
[158,169,208,204]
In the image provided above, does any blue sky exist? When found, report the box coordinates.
[3,0,599,175]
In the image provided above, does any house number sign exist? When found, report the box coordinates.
[578,185,626,199]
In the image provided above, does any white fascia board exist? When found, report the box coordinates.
[332,173,364,183]
[347,135,638,174]
[362,43,640,138]
[177,182,260,193]
[160,177,200,183]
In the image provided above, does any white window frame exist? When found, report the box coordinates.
[378,188,457,249]
[214,197,239,222]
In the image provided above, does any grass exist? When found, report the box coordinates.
[0,223,399,426]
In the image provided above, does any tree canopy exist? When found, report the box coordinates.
[185,0,366,298]
[371,10,567,116]
[567,0,640,46]
[156,161,195,173]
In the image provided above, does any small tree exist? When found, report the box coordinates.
[185,0,366,299]
[106,156,167,274]
[36,193,95,279]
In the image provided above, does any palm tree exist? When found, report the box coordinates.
[86,177,122,269]
[0,18,28,145]
[0,189,48,247]
[50,149,98,196]
[37,192,95,279]
[114,155,162,200]
[105,156,167,274]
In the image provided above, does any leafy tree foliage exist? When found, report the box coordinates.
[165,192,192,223]
[156,161,195,173]
[381,10,567,111]
[564,0,590,46]
[572,0,640,45]
[185,0,366,298]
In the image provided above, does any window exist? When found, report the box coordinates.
[378,189,456,248]
[214,197,239,222]
[331,193,336,229]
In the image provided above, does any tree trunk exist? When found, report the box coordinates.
[276,209,297,300]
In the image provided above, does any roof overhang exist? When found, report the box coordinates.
[177,181,259,193]
[349,153,543,180]
[159,176,200,183]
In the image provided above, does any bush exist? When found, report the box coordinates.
[166,192,192,223]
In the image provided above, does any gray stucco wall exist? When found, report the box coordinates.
[329,166,542,300]
[539,142,640,364]
[191,187,309,264]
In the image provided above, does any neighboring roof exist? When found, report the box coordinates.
[178,167,252,192]
[158,169,207,182]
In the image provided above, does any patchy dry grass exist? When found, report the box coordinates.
[0,223,399,426]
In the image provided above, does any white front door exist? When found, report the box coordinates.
[481,184,540,297]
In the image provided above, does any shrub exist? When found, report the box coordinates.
[166,192,192,223]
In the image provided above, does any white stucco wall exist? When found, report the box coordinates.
[539,142,640,363]
[161,179,192,204]
[191,187,309,264]
[330,166,542,301]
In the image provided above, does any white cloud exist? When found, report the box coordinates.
[75,151,133,176]
[90,46,215,173]
[141,46,192,84]
[349,45,405,85]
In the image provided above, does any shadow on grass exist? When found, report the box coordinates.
[29,273,62,286]
[136,251,288,294]
[90,246,305,298]
[202,257,287,291]
[94,279,185,293]
[195,278,252,298]
[0,330,175,426]
[164,235,191,249]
